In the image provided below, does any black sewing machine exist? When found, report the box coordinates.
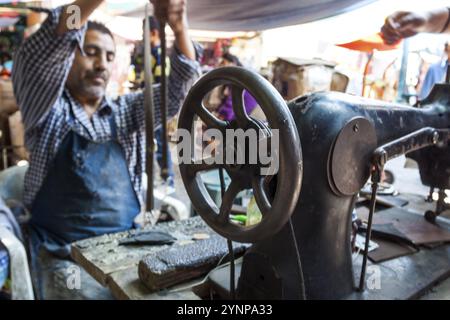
[177,66,450,300]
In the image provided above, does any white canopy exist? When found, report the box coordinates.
[121,0,376,32]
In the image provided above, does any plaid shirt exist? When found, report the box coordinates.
[12,7,202,209]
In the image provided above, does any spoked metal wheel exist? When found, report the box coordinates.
[178,67,303,243]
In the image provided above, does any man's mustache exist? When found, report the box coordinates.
[85,71,108,82]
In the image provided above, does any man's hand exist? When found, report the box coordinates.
[380,11,427,45]
[150,0,188,35]
[150,0,195,60]
[381,8,450,45]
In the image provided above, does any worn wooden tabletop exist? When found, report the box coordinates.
[71,216,214,300]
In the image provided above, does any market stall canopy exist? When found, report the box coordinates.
[336,33,400,52]
[121,0,377,31]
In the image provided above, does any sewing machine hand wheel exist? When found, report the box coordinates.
[178,67,302,243]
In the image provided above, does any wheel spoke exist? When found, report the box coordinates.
[258,134,272,150]
[196,103,228,130]
[189,157,222,174]
[231,86,251,127]
[252,176,272,217]
[218,179,243,224]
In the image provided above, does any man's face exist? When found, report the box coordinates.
[150,29,160,47]
[66,30,116,103]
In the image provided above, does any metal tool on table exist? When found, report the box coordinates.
[176,64,450,299]
[119,231,176,246]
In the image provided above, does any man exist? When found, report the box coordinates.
[12,0,201,299]
[419,42,450,100]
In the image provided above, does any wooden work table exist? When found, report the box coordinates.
[71,216,214,300]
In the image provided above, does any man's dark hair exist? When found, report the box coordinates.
[142,16,161,33]
[222,52,242,67]
[87,21,114,40]
[0,52,12,64]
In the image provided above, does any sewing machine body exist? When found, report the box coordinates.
[178,67,450,299]
[237,84,450,299]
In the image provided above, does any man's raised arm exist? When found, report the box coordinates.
[12,1,103,139]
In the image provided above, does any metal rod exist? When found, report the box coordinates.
[358,168,380,291]
[218,168,235,299]
[160,21,169,182]
[288,218,306,299]
[2,148,7,170]
[144,4,155,211]
[426,186,435,202]
[397,39,409,102]
[362,52,373,97]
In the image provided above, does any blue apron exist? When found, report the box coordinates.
[29,114,140,258]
